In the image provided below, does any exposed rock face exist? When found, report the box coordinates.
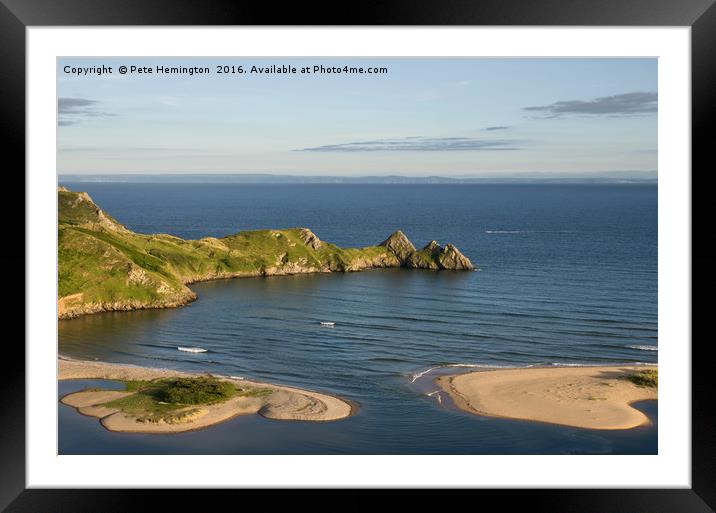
[424,240,441,254]
[298,228,322,250]
[58,289,197,320]
[379,230,417,263]
[405,241,441,269]
[339,252,401,272]
[59,189,129,233]
[405,240,474,270]
[438,243,474,270]
[381,232,474,270]
[127,264,151,286]
[264,256,324,276]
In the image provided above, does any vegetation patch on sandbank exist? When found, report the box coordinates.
[625,368,658,388]
[98,376,272,424]
[59,358,355,432]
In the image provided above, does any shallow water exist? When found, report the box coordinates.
[58,183,657,454]
[59,379,657,455]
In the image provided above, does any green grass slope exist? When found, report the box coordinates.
[58,188,411,318]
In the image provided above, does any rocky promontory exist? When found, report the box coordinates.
[405,240,474,270]
[380,231,474,270]
[58,188,475,319]
[379,230,416,263]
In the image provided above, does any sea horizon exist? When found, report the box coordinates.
[59,171,658,185]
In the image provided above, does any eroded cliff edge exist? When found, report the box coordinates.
[58,188,475,319]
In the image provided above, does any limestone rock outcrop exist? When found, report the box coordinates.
[298,228,322,250]
[404,240,474,270]
[379,230,417,264]
[438,243,474,270]
[379,231,475,271]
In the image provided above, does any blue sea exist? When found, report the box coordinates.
[58,183,658,454]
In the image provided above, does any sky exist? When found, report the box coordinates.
[57,57,657,177]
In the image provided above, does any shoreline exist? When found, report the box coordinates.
[58,188,475,321]
[58,266,477,320]
[58,267,394,320]
[59,358,356,433]
[435,364,657,430]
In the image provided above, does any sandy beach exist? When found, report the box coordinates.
[59,358,354,433]
[436,365,657,430]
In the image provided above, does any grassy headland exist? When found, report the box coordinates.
[58,187,474,318]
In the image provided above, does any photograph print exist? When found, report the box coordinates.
[57,57,658,455]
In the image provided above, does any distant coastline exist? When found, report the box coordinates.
[59,171,658,185]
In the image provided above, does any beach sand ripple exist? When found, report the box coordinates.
[59,358,354,433]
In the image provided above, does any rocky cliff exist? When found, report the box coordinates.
[405,240,474,270]
[58,188,475,319]
[379,230,416,263]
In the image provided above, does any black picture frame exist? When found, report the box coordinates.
[2,1,713,511]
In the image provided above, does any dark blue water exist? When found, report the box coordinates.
[58,183,658,454]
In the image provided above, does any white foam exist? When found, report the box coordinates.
[426,390,442,404]
[177,346,207,353]
[446,363,516,369]
[410,366,439,383]
[485,230,578,234]
[409,363,518,383]
[550,362,595,367]
[549,361,654,367]
[627,344,658,352]
[410,360,657,383]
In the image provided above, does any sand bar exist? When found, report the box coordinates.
[436,365,657,430]
[59,358,354,433]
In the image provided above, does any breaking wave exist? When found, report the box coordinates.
[626,345,658,352]
[410,360,656,383]
[409,363,521,383]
